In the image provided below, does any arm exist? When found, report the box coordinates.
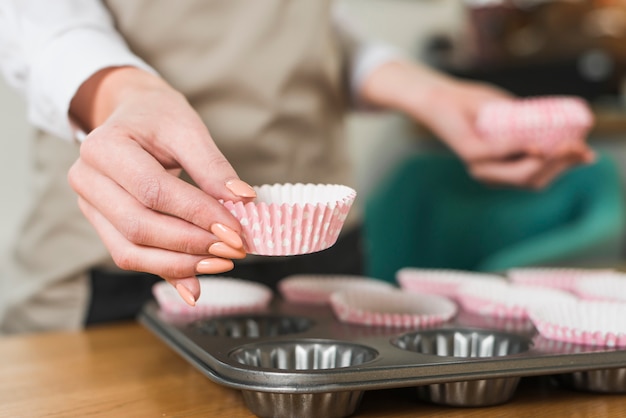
[358,60,595,189]
[330,4,595,188]
[0,1,254,305]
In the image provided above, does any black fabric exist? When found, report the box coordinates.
[85,270,161,325]
[85,226,363,326]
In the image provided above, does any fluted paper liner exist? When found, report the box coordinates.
[507,267,614,292]
[456,281,577,319]
[153,277,273,316]
[278,274,395,305]
[223,183,356,256]
[396,268,504,300]
[529,300,626,347]
[573,272,626,302]
[476,96,593,153]
[330,288,457,328]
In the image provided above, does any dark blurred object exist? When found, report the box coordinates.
[425,0,626,101]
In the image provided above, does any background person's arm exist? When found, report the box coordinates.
[330,3,595,189]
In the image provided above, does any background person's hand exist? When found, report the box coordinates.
[359,61,596,189]
[67,67,256,305]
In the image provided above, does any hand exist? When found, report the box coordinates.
[67,67,256,305]
[359,61,596,189]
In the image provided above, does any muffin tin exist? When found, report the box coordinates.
[139,297,626,418]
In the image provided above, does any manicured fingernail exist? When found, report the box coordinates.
[210,223,243,249]
[209,242,246,259]
[175,283,196,307]
[196,257,234,274]
[225,179,256,198]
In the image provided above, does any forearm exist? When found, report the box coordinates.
[357,59,459,121]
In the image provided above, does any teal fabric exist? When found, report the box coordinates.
[364,152,626,283]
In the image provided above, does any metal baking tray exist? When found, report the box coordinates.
[138,298,626,418]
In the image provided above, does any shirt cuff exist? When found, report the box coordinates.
[350,41,406,109]
[28,27,157,141]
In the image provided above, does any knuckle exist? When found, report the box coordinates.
[120,216,148,245]
[67,162,80,191]
[136,175,165,209]
[206,154,233,174]
[110,249,138,272]
[161,263,193,279]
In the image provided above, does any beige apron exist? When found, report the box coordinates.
[0,0,359,333]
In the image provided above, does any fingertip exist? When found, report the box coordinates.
[225,178,257,199]
[210,223,244,249]
[175,282,197,307]
[196,257,234,274]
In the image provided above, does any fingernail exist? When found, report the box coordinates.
[210,223,243,249]
[208,242,247,259]
[196,257,234,274]
[226,179,256,198]
[175,283,196,307]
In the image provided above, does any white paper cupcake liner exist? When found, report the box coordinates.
[506,267,614,293]
[396,268,505,300]
[222,183,356,256]
[476,96,593,153]
[278,274,395,305]
[456,281,577,319]
[153,277,273,316]
[329,288,457,328]
[573,272,626,302]
[528,300,626,347]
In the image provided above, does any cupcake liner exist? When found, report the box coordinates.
[222,183,356,256]
[396,268,505,300]
[476,96,593,153]
[456,281,577,320]
[278,274,395,305]
[573,272,626,302]
[506,267,614,293]
[153,277,273,316]
[329,288,457,328]
[528,300,626,348]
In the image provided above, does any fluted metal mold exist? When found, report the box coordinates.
[394,329,531,406]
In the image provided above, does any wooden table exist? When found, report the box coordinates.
[1,321,625,417]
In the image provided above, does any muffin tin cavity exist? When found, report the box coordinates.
[230,340,378,371]
[393,329,532,406]
[393,328,531,358]
[190,315,313,338]
[557,367,626,393]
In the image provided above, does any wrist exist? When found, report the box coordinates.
[69,66,167,132]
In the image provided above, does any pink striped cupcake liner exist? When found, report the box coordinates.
[456,281,577,320]
[573,272,626,302]
[329,288,457,328]
[507,267,614,293]
[153,277,273,316]
[476,96,593,153]
[222,183,356,256]
[396,268,504,300]
[278,274,395,305]
[528,300,626,348]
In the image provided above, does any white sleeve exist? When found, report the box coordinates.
[0,0,156,141]
[331,3,406,106]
